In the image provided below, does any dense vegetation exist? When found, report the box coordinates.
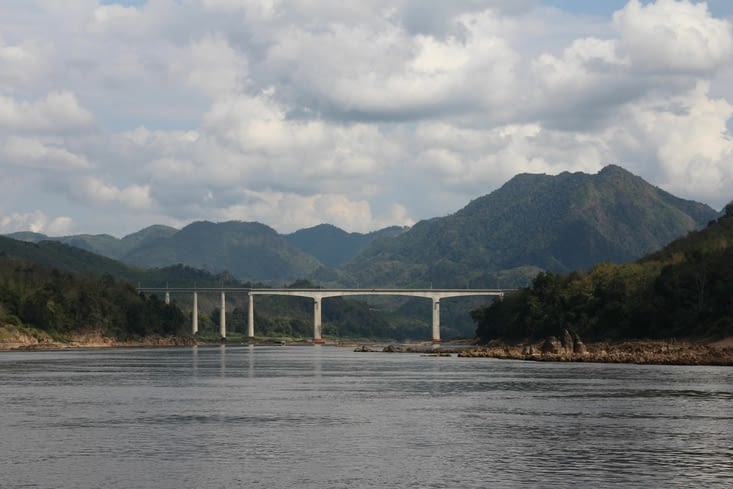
[472,205,733,342]
[0,258,186,340]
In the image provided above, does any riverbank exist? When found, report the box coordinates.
[456,338,733,366]
[3,323,732,365]
[0,324,196,351]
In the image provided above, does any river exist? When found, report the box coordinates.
[1,345,731,488]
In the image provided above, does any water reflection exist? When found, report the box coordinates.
[248,344,254,379]
[219,344,226,376]
[312,344,322,381]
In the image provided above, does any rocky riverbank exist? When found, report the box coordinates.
[0,324,196,351]
[353,329,733,366]
[457,336,733,366]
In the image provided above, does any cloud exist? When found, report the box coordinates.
[621,81,733,202]
[0,37,50,92]
[65,177,154,212]
[2,0,733,238]
[1,136,93,171]
[0,210,73,236]
[185,35,249,97]
[0,92,95,132]
[264,10,519,121]
[614,0,733,73]
[209,191,415,233]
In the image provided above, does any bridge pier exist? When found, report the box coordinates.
[313,295,324,344]
[219,291,226,340]
[192,291,199,335]
[247,294,255,340]
[432,298,441,343]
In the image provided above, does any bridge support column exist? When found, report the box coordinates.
[313,295,324,344]
[219,291,226,340]
[432,298,441,343]
[192,291,199,335]
[247,294,255,340]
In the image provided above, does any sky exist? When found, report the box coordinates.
[1,0,732,237]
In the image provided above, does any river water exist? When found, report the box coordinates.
[1,346,731,488]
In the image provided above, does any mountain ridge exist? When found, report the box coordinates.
[343,165,721,287]
[3,165,723,286]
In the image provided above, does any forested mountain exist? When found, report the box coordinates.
[284,224,406,267]
[9,222,323,283]
[8,223,405,282]
[0,235,241,288]
[0,235,148,282]
[119,221,322,282]
[472,204,733,342]
[7,225,179,260]
[344,165,719,287]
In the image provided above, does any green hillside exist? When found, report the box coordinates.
[345,165,719,287]
[0,256,187,341]
[284,224,406,268]
[0,236,148,282]
[6,225,179,260]
[121,221,322,282]
[472,203,733,342]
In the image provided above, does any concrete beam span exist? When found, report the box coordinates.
[247,288,505,301]
[137,287,507,343]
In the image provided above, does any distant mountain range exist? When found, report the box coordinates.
[5,165,723,287]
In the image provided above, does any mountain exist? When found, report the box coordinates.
[120,221,322,282]
[0,235,242,288]
[284,224,406,267]
[344,165,720,287]
[5,231,48,242]
[6,222,323,283]
[4,165,720,289]
[7,224,179,260]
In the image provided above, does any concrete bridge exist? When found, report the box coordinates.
[137,287,507,343]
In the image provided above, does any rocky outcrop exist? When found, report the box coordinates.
[540,336,562,354]
[573,334,587,354]
[561,329,574,352]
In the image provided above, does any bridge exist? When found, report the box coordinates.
[136,287,507,343]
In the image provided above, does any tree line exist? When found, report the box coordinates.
[0,257,186,339]
[472,205,733,342]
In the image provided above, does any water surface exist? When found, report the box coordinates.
[1,346,731,488]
